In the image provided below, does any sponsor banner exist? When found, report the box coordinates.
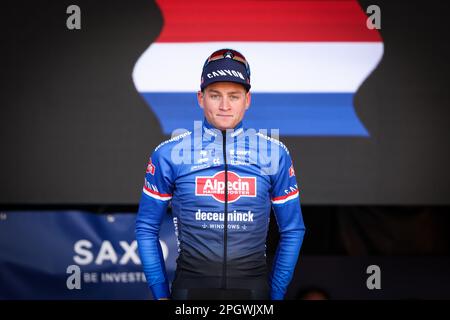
[0,211,177,299]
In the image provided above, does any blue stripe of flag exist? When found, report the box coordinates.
[140,92,368,136]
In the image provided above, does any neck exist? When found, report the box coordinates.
[203,118,242,131]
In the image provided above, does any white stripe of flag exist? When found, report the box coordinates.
[133,42,384,93]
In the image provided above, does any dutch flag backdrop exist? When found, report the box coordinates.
[132,0,383,136]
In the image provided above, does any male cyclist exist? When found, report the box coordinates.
[136,48,305,300]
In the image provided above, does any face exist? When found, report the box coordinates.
[197,82,251,130]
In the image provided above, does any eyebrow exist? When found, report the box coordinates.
[207,90,244,95]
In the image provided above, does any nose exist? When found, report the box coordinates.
[219,97,231,111]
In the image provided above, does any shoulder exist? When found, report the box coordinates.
[255,131,291,158]
[148,130,193,168]
[153,130,192,154]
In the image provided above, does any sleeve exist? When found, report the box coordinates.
[135,146,175,300]
[269,145,306,300]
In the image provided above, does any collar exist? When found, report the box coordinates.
[202,117,244,140]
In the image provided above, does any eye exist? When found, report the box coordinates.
[210,94,220,100]
[230,95,239,101]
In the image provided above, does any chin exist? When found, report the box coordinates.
[222,123,235,130]
[215,121,232,129]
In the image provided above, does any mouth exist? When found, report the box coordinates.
[217,114,233,118]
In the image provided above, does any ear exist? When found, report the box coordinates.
[245,91,251,110]
[197,90,204,109]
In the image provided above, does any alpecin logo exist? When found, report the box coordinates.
[195,171,256,203]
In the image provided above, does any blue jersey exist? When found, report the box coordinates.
[136,119,305,300]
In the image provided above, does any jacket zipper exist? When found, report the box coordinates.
[221,130,228,289]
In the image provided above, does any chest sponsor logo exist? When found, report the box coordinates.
[195,171,256,203]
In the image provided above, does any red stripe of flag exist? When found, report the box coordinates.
[155,0,381,42]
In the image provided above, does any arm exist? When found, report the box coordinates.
[135,148,174,300]
[269,147,306,300]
